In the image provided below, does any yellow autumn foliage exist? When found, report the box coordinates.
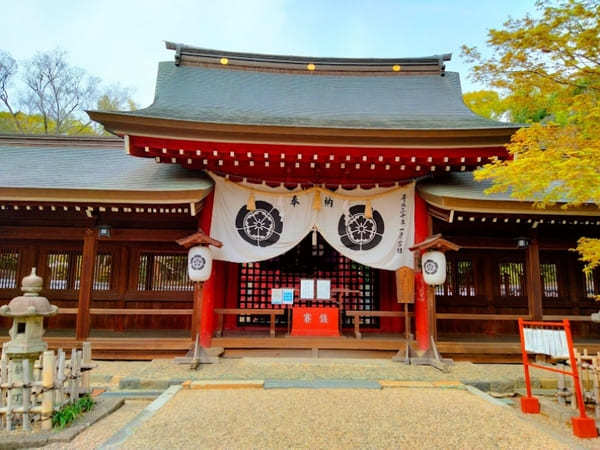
[463,0,600,271]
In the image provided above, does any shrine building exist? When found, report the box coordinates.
[1,42,599,361]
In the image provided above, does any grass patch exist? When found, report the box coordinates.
[52,395,95,429]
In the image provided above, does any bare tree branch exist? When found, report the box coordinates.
[21,49,99,134]
[0,50,24,133]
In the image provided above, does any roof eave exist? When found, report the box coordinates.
[418,187,600,217]
[87,110,520,148]
[0,186,213,205]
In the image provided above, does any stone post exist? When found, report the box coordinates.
[41,350,55,430]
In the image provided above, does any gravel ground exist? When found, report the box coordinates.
[92,361,148,378]
[91,358,557,388]
[118,389,575,449]
[35,400,149,450]
[509,404,600,450]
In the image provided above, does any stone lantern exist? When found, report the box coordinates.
[0,268,58,371]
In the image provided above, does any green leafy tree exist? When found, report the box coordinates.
[95,84,137,135]
[96,84,137,112]
[462,0,600,272]
[0,111,96,135]
[463,90,508,120]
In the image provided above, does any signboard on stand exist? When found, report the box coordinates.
[518,318,597,438]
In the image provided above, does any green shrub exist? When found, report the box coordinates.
[51,395,95,429]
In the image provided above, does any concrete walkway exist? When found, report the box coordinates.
[39,400,149,450]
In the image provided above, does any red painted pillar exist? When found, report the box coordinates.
[414,191,431,352]
[197,191,216,348]
[199,265,216,347]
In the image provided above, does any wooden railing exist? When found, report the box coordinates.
[345,310,412,339]
[543,315,593,322]
[436,313,593,322]
[435,313,531,321]
[59,308,193,316]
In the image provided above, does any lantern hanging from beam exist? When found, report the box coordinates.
[188,246,213,282]
[421,250,446,286]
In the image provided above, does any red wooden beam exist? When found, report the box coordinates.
[130,135,508,185]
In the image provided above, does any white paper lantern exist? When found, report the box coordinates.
[188,246,212,282]
[421,250,446,285]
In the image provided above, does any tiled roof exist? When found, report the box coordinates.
[0,141,212,192]
[418,172,520,202]
[113,57,520,130]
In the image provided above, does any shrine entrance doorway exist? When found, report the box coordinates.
[236,233,380,331]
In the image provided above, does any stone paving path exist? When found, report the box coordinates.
[114,388,580,449]
[35,400,149,450]
[91,358,560,393]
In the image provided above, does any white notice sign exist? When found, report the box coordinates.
[271,288,283,305]
[282,288,294,305]
[316,279,331,300]
[300,279,314,299]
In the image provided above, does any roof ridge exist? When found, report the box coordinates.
[165,41,451,75]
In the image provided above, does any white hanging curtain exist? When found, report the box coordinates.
[208,173,415,270]
[315,184,414,270]
[209,175,316,263]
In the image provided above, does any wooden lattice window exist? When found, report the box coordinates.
[137,253,192,291]
[456,261,475,296]
[47,252,113,291]
[541,263,559,298]
[238,234,379,327]
[435,259,475,296]
[435,264,453,296]
[47,251,81,290]
[91,254,113,291]
[0,249,19,289]
[585,269,599,298]
[498,262,525,297]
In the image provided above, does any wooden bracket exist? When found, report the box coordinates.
[190,200,204,216]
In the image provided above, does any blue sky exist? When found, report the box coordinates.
[2,0,536,107]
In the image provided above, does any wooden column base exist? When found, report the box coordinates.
[173,334,219,367]
[393,336,453,372]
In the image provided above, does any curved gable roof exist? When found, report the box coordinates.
[124,62,517,130]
